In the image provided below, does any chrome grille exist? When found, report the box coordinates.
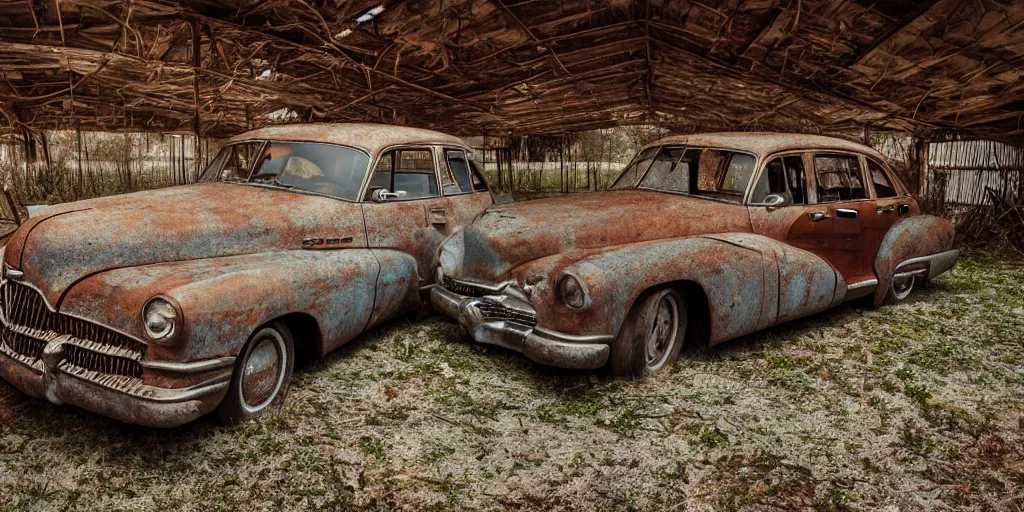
[477,298,537,326]
[0,280,145,382]
[441,275,489,298]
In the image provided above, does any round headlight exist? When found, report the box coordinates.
[143,297,179,342]
[558,275,586,310]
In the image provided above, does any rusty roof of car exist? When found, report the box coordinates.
[227,123,469,155]
[648,132,886,160]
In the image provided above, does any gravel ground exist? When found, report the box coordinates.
[0,254,1022,511]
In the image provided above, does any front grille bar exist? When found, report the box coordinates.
[0,280,145,386]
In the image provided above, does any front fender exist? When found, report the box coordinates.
[511,234,781,344]
[61,250,381,365]
[873,215,956,307]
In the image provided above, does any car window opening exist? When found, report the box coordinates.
[202,141,370,201]
[618,146,757,203]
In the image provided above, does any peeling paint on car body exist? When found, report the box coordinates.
[433,132,958,371]
[0,123,494,427]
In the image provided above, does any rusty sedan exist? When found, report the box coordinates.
[0,123,493,427]
[432,133,958,377]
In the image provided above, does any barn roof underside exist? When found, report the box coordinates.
[1,0,1022,145]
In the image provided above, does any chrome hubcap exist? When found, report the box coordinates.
[645,293,679,372]
[240,332,286,414]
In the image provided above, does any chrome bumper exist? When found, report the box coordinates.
[895,249,960,280]
[0,350,231,428]
[431,285,612,370]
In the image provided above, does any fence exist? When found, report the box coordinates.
[925,140,1024,207]
[1,130,220,205]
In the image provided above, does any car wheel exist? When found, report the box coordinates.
[611,288,687,378]
[885,272,915,305]
[217,322,295,426]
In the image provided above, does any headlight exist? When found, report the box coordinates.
[143,297,179,342]
[558,275,587,310]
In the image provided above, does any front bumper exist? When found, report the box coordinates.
[431,283,612,370]
[0,352,230,428]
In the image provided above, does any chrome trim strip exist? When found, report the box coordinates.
[62,370,230,403]
[142,357,236,373]
[533,326,614,344]
[846,279,878,292]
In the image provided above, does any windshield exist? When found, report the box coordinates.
[613,145,757,203]
[201,141,370,201]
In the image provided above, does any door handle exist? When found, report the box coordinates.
[876,206,896,214]
[809,211,829,222]
[836,208,859,219]
[429,207,449,226]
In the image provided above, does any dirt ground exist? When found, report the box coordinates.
[1,255,1022,511]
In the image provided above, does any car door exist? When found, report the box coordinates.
[361,145,453,284]
[863,154,916,268]
[800,152,876,284]
[437,147,495,232]
[748,151,841,322]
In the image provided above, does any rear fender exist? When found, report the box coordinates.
[61,250,382,365]
[873,215,955,307]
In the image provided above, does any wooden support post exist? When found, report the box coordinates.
[559,136,565,194]
[914,136,929,197]
[191,21,202,181]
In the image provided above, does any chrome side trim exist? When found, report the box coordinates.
[533,326,615,344]
[142,357,236,373]
[846,279,878,292]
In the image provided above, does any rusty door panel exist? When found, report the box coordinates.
[366,249,422,329]
[864,195,917,274]
[61,250,380,365]
[9,184,368,307]
[362,198,453,282]
[445,192,493,233]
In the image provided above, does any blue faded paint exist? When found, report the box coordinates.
[366,249,422,328]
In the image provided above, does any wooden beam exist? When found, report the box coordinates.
[845,0,944,66]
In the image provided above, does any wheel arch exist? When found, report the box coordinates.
[268,312,324,366]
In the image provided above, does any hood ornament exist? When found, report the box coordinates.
[2,264,23,281]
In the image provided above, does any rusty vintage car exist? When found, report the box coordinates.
[432,133,958,377]
[0,123,493,427]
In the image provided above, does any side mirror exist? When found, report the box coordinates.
[372,189,408,202]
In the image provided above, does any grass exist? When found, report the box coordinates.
[0,254,1022,511]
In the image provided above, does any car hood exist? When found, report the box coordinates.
[451,190,752,281]
[3,183,365,306]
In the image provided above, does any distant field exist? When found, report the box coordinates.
[1,255,1022,511]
